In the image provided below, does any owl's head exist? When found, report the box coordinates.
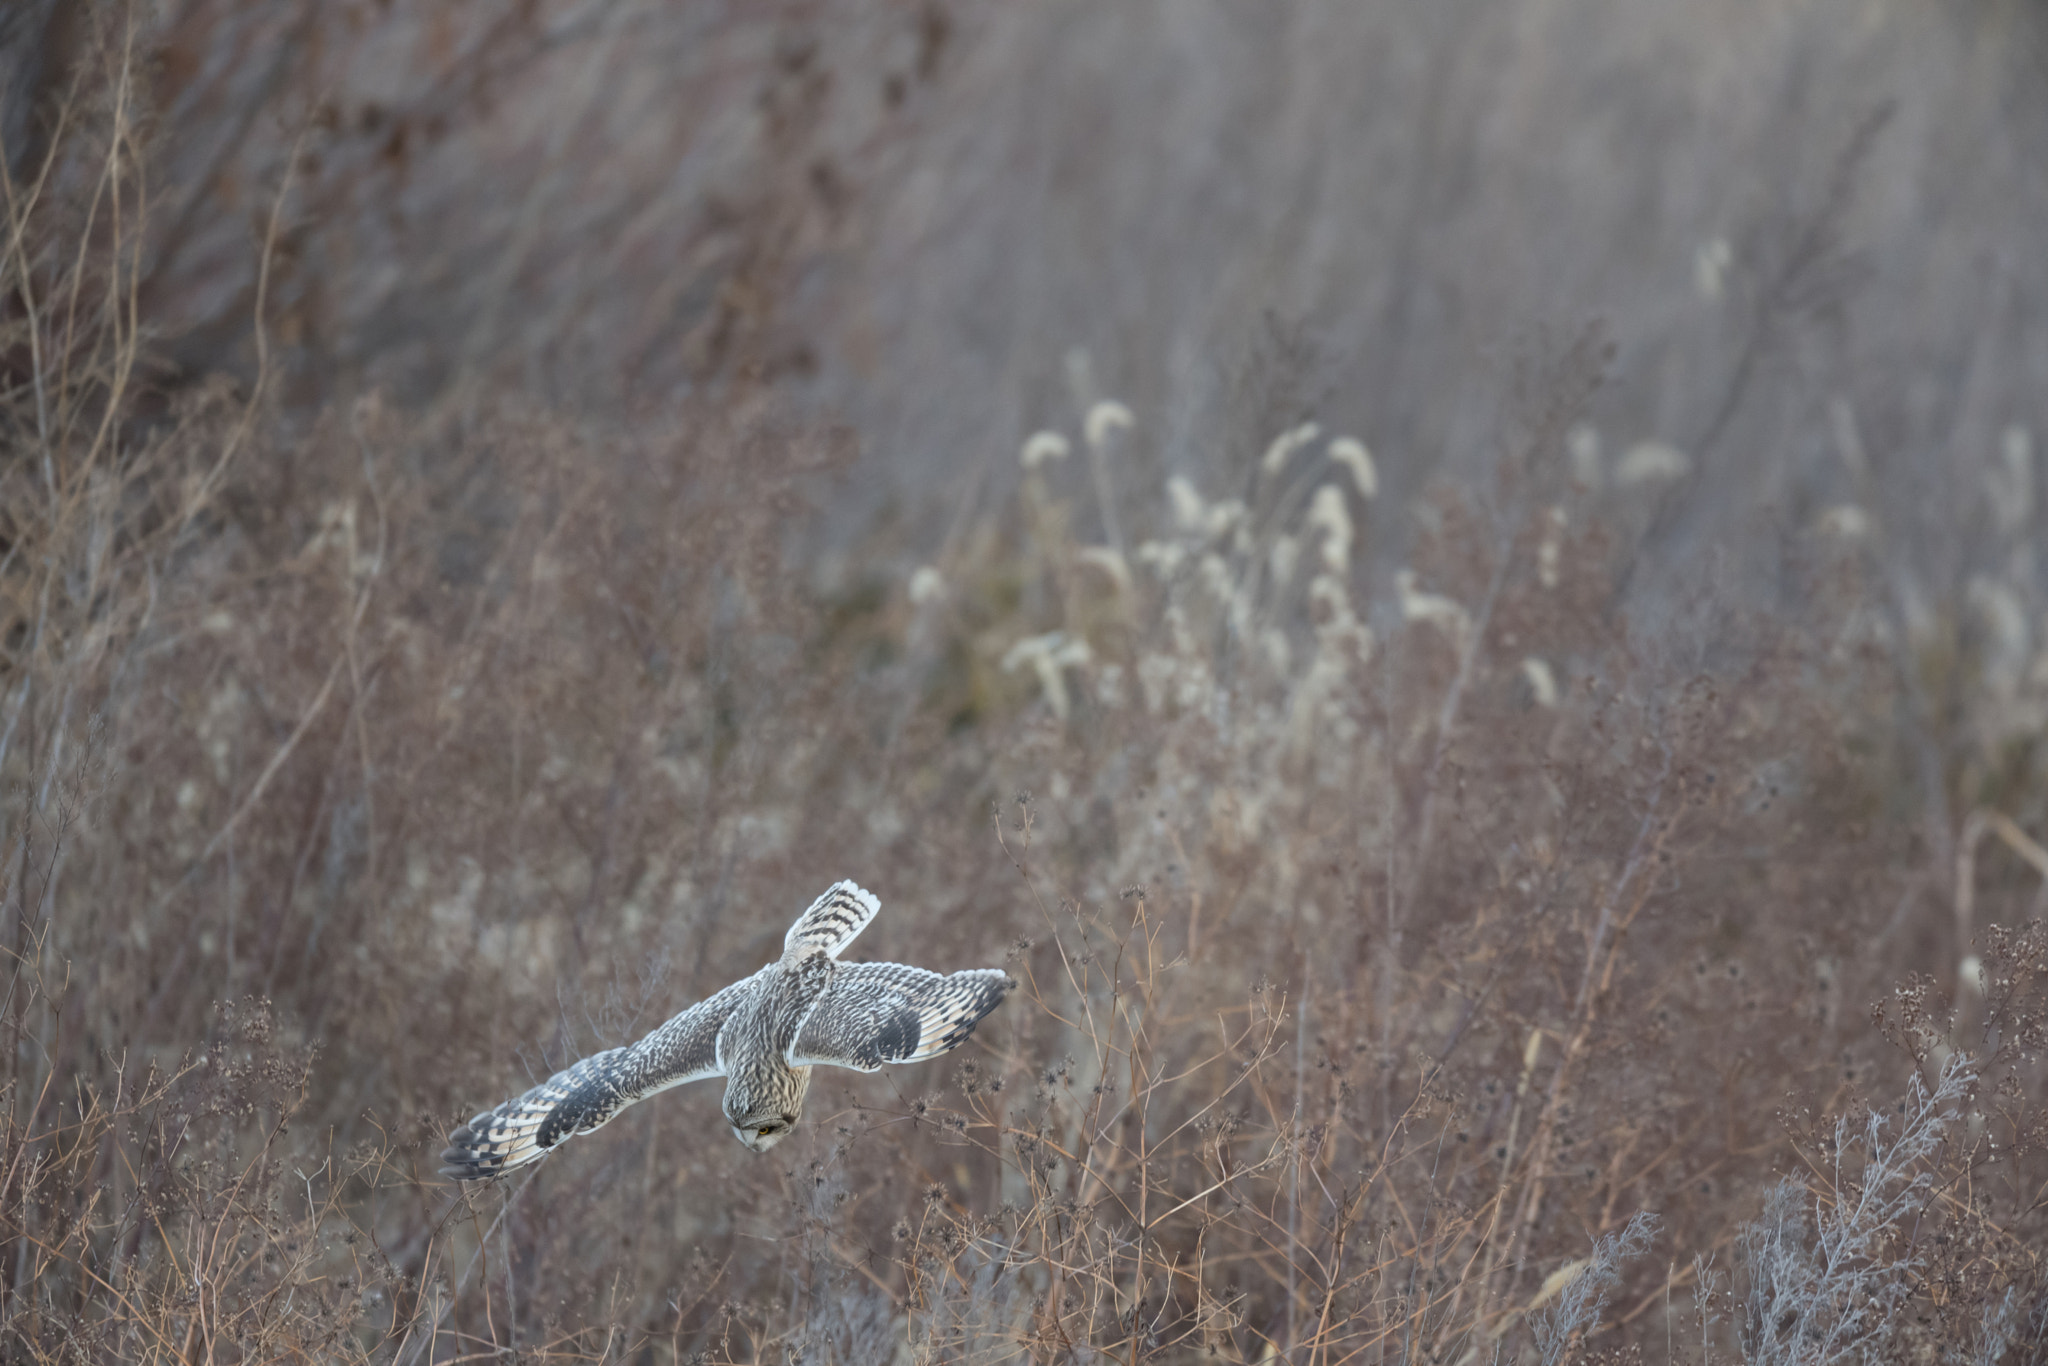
[724,1061,810,1152]
[732,1115,796,1152]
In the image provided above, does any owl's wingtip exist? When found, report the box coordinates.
[438,1128,501,1181]
[438,1107,548,1181]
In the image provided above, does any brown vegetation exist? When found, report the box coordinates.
[1,5,2047,1364]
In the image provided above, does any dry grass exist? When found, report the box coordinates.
[1,9,2046,1366]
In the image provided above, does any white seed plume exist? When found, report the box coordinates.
[1397,570,1471,644]
[1815,505,1871,540]
[1198,552,1235,607]
[1520,657,1559,708]
[1074,546,1132,595]
[1195,554,1253,639]
[1568,423,1602,488]
[1327,437,1377,498]
[1615,441,1690,486]
[1306,485,1353,575]
[1268,534,1301,590]
[1288,653,1347,761]
[1020,431,1071,468]
[1531,1257,1593,1313]
[1991,425,2033,535]
[1167,476,1208,533]
[1196,557,1245,643]
[1135,540,1185,577]
[1001,630,1093,720]
[908,565,946,606]
[1288,573,1374,761]
[1260,422,1321,475]
[305,499,358,558]
[1966,575,2029,687]
[1085,401,1134,451]
[1207,498,1248,541]
[1308,574,1372,657]
[1537,505,1566,589]
[1165,477,1246,542]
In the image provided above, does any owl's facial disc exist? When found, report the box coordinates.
[734,1117,793,1152]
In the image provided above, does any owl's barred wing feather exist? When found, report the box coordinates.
[439,1046,641,1180]
[783,881,881,959]
[787,963,1011,1072]
[440,972,763,1181]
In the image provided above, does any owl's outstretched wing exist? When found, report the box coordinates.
[440,969,764,1181]
[786,963,1010,1073]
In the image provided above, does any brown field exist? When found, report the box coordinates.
[1,4,2046,1362]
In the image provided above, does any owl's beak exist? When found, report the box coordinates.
[733,1124,789,1152]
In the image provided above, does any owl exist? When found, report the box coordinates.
[441,882,1011,1178]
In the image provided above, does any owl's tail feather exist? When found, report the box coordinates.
[440,1047,634,1181]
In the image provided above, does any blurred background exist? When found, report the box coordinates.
[9,0,2046,597]
[6,2,2048,1361]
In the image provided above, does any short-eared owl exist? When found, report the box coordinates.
[441,882,1011,1179]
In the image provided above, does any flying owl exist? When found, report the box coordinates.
[440,882,1011,1179]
